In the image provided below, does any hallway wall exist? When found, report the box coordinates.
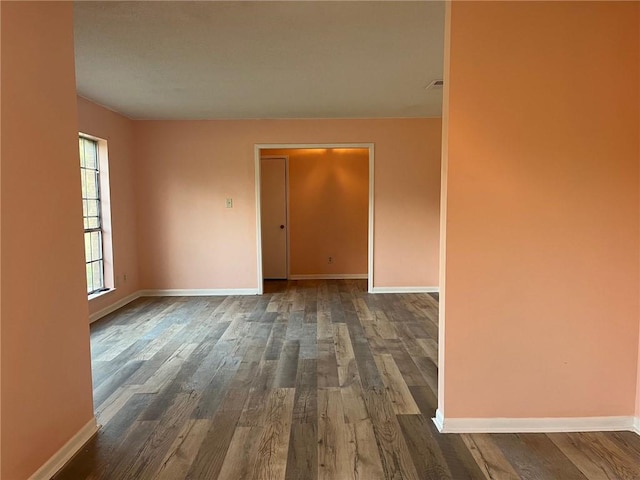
[1,4,95,478]
[441,0,640,419]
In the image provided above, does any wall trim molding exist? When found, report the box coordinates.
[433,408,445,432]
[29,417,99,480]
[288,274,368,280]
[139,288,260,297]
[633,416,640,435]
[431,414,639,434]
[371,286,439,294]
[89,291,142,323]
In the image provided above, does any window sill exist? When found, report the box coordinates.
[88,288,116,301]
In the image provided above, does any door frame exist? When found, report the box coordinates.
[254,143,375,294]
[259,155,290,280]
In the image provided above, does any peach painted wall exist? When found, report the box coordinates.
[442,1,640,418]
[0,2,3,468]
[77,96,140,316]
[638,6,640,420]
[134,119,441,290]
[1,3,95,479]
[262,148,369,277]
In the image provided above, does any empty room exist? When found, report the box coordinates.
[2,1,640,479]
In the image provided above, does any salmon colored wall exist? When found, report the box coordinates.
[637,6,640,421]
[442,1,640,418]
[1,3,95,479]
[134,119,441,290]
[77,96,140,315]
[0,3,3,467]
[262,148,369,277]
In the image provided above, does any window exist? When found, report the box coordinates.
[79,136,108,295]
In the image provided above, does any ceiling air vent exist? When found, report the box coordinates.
[426,79,444,89]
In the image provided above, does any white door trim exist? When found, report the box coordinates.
[254,143,375,294]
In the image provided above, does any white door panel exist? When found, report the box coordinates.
[261,157,287,279]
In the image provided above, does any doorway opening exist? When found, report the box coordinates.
[255,143,375,294]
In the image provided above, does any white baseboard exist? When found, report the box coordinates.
[89,291,142,324]
[432,414,638,434]
[371,286,439,294]
[139,288,260,297]
[288,274,368,280]
[29,417,99,480]
[633,416,640,435]
[432,408,445,432]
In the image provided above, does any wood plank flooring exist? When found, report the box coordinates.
[54,280,640,480]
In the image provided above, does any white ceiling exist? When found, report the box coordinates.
[74,1,445,120]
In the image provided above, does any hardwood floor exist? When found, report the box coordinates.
[55,280,640,479]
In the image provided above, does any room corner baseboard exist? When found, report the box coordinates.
[371,286,439,294]
[633,416,640,435]
[29,417,99,480]
[139,288,260,297]
[433,415,638,434]
[288,274,368,280]
[432,409,445,432]
[89,291,142,323]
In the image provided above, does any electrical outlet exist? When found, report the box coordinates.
[226,198,233,208]
[328,256,333,264]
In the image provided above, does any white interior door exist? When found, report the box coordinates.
[261,157,287,279]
